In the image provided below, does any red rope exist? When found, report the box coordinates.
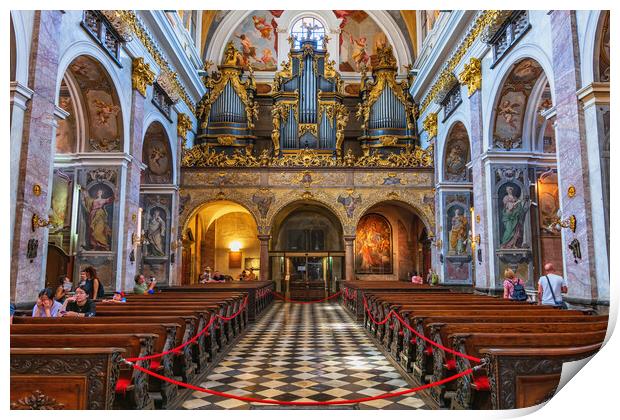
[128,361,476,405]
[362,297,481,363]
[271,290,343,304]
[126,296,248,362]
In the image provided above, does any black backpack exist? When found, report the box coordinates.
[510,279,528,301]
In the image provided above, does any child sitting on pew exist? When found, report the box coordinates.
[102,291,126,303]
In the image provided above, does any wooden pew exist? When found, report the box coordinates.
[480,344,601,409]
[448,331,606,409]
[11,347,124,410]
[10,333,157,410]
[13,315,198,384]
[11,323,180,408]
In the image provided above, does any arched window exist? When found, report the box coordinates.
[290,17,325,48]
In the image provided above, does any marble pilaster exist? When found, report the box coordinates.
[11,11,63,304]
[468,89,491,290]
[344,235,355,282]
[118,89,146,291]
[549,10,598,303]
[258,235,271,281]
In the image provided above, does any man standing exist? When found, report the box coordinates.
[537,263,568,307]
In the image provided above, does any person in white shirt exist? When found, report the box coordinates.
[537,263,568,306]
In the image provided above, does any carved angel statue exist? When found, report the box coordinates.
[92,99,120,125]
[335,105,349,158]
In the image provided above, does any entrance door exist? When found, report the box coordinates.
[288,255,326,300]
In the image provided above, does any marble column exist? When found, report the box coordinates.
[577,82,610,305]
[258,234,271,281]
[549,10,599,304]
[11,11,63,305]
[344,235,355,282]
[118,89,146,292]
[468,89,491,291]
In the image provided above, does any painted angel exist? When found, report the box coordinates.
[498,100,520,129]
[92,99,120,125]
[252,15,273,40]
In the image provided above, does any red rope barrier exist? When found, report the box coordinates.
[126,360,476,406]
[362,297,481,363]
[271,290,343,304]
[126,296,248,362]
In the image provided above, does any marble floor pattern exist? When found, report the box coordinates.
[182,301,429,410]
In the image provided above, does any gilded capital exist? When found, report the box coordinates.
[459,57,482,97]
[422,113,438,139]
[177,113,192,140]
[131,57,155,97]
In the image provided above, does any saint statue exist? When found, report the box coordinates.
[145,209,166,257]
[82,188,114,251]
[449,208,468,255]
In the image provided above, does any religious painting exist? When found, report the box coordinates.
[252,189,274,219]
[355,213,392,274]
[69,56,122,152]
[444,122,470,182]
[446,204,469,256]
[143,123,172,184]
[49,170,73,232]
[445,259,470,283]
[335,11,390,72]
[337,191,362,218]
[537,171,560,232]
[493,59,543,150]
[144,207,168,257]
[599,12,610,83]
[55,82,77,154]
[81,183,115,252]
[498,182,528,249]
[227,11,278,71]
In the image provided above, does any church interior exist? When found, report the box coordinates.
[9,8,611,411]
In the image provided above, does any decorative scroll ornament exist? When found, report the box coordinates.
[11,390,65,410]
[423,113,438,139]
[459,57,482,97]
[434,72,459,104]
[273,57,293,91]
[131,57,155,97]
[182,144,433,168]
[177,113,192,140]
[156,69,181,103]
[480,10,513,43]
[100,10,133,42]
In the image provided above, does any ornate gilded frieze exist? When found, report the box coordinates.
[131,57,155,97]
[100,10,133,41]
[182,144,433,169]
[156,69,181,103]
[459,57,482,97]
[423,113,438,139]
[117,10,194,110]
[480,10,514,43]
[420,10,498,113]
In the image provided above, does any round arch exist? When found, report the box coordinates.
[439,119,472,182]
[55,42,130,153]
[354,197,434,234]
[485,49,554,151]
[266,196,348,235]
[10,11,31,85]
[142,116,177,183]
[181,198,261,240]
[581,10,607,86]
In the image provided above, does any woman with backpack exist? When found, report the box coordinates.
[502,268,528,301]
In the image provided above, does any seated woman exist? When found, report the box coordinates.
[60,287,96,317]
[54,275,73,304]
[32,288,63,317]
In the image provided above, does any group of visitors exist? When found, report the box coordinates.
[198,266,257,283]
[502,262,568,307]
[239,268,257,281]
[29,266,102,318]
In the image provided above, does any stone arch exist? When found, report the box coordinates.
[487,54,552,151]
[142,120,174,185]
[594,11,610,83]
[266,196,347,236]
[56,43,129,153]
[441,120,471,182]
[9,11,31,85]
[354,196,434,234]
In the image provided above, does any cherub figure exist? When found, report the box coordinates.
[498,99,521,129]
[92,99,120,125]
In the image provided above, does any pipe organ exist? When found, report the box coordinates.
[196,42,258,152]
[356,44,418,152]
[271,37,348,157]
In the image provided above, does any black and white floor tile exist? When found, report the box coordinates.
[182,302,429,410]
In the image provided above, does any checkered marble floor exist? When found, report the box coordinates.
[181,302,429,410]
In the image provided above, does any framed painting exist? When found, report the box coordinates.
[355,213,392,274]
